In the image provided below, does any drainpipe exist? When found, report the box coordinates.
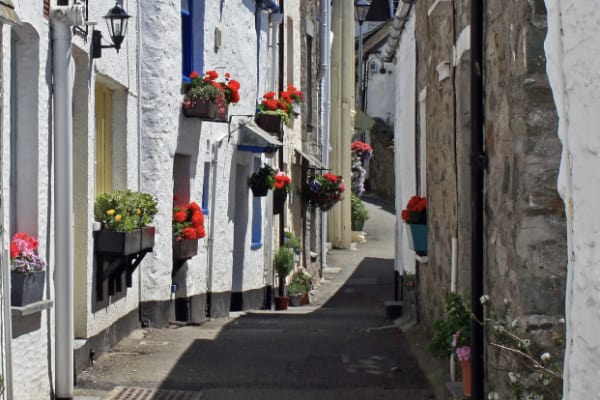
[470,0,485,398]
[319,0,331,272]
[51,4,84,399]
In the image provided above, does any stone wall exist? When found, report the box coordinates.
[414,0,566,395]
[368,121,394,201]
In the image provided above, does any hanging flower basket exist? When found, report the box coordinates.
[11,271,45,307]
[182,100,218,119]
[248,164,276,197]
[303,173,346,210]
[255,113,284,134]
[273,189,287,215]
[173,238,199,260]
[405,223,428,253]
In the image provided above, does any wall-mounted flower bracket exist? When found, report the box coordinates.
[94,227,155,301]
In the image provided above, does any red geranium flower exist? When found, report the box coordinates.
[173,210,187,223]
[182,227,197,240]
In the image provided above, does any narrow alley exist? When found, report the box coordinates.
[73,198,435,400]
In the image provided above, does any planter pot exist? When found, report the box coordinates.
[275,296,289,310]
[300,293,309,305]
[405,223,428,253]
[250,185,270,197]
[11,271,45,307]
[289,294,301,307]
[182,100,218,119]
[460,359,471,398]
[255,113,283,134]
[173,238,199,260]
[216,106,229,122]
[141,226,156,251]
[352,218,365,232]
[273,189,287,215]
[95,229,142,256]
[292,103,301,118]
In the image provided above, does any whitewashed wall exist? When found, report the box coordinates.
[393,12,417,276]
[544,1,600,398]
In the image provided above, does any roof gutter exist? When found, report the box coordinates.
[381,0,414,63]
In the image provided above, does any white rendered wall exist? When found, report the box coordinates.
[544,1,600,398]
[393,12,417,276]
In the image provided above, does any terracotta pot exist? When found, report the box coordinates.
[460,359,471,398]
[275,296,289,310]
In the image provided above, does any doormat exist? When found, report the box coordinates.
[107,386,203,400]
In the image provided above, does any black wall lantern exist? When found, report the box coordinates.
[92,2,131,59]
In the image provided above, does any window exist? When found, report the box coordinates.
[250,158,262,249]
[181,0,193,80]
[95,84,113,194]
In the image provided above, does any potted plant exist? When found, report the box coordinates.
[283,230,302,257]
[10,232,46,307]
[351,141,373,197]
[94,190,158,255]
[255,88,295,134]
[173,201,206,260]
[273,171,291,214]
[215,72,241,121]
[287,271,311,306]
[401,195,427,255]
[351,193,369,231]
[248,164,276,197]
[428,293,472,397]
[273,246,295,310]
[182,70,236,120]
[303,172,346,211]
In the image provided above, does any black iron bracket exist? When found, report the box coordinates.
[95,249,151,301]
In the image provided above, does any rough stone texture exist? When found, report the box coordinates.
[368,121,394,201]
[412,0,566,396]
[545,0,600,397]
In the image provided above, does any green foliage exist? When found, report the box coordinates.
[273,246,294,278]
[94,190,158,232]
[256,109,292,125]
[351,193,369,222]
[287,272,311,295]
[248,164,276,192]
[483,298,564,400]
[428,293,471,358]
[185,83,223,102]
[283,231,301,253]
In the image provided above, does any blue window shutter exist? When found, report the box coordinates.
[251,158,263,249]
[181,4,192,79]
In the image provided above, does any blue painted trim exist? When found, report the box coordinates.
[202,208,209,216]
[250,242,263,250]
[237,145,267,153]
[258,0,280,12]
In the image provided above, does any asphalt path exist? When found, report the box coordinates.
[75,196,435,400]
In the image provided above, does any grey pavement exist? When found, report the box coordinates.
[74,196,437,400]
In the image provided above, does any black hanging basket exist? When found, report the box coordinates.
[173,238,199,260]
[255,113,283,134]
[273,190,288,214]
[251,186,270,197]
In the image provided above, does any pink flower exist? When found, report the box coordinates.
[456,346,471,362]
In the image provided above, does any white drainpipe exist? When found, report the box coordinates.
[50,4,83,398]
[319,0,331,271]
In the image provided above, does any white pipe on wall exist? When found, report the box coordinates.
[50,4,83,398]
[450,237,458,381]
[320,0,331,272]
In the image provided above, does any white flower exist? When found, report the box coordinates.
[480,294,490,305]
[540,352,551,361]
[543,378,550,386]
[508,371,518,383]
[504,297,510,305]
[488,392,499,400]
[559,318,565,324]
[511,319,519,328]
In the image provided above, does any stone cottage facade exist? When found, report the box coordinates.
[0,0,328,398]
[388,0,566,396]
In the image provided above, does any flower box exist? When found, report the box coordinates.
[405,223,428,253]
[141,226,156,251]
[216,106,229,122]
[173,238,199,260]
[182,100,218,119]
[95,229,143,256]
[255,113,283,134]
[11,271,45,307]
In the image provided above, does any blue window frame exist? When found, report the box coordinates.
[181,0,193,81]
[251,158,263,249]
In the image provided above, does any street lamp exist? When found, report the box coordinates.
[355,0,370,110]
[91,1,131,58]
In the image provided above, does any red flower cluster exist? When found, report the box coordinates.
[274,171,292,191]
[10,232,39,259]
[351,141,373,152]
[259,91,292,113]
[401,195,427,224]
[257,84,304,121]
[281,84,304,104]
[305,173,346,211]
[189,70,241,105]
[173,202,206,241]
